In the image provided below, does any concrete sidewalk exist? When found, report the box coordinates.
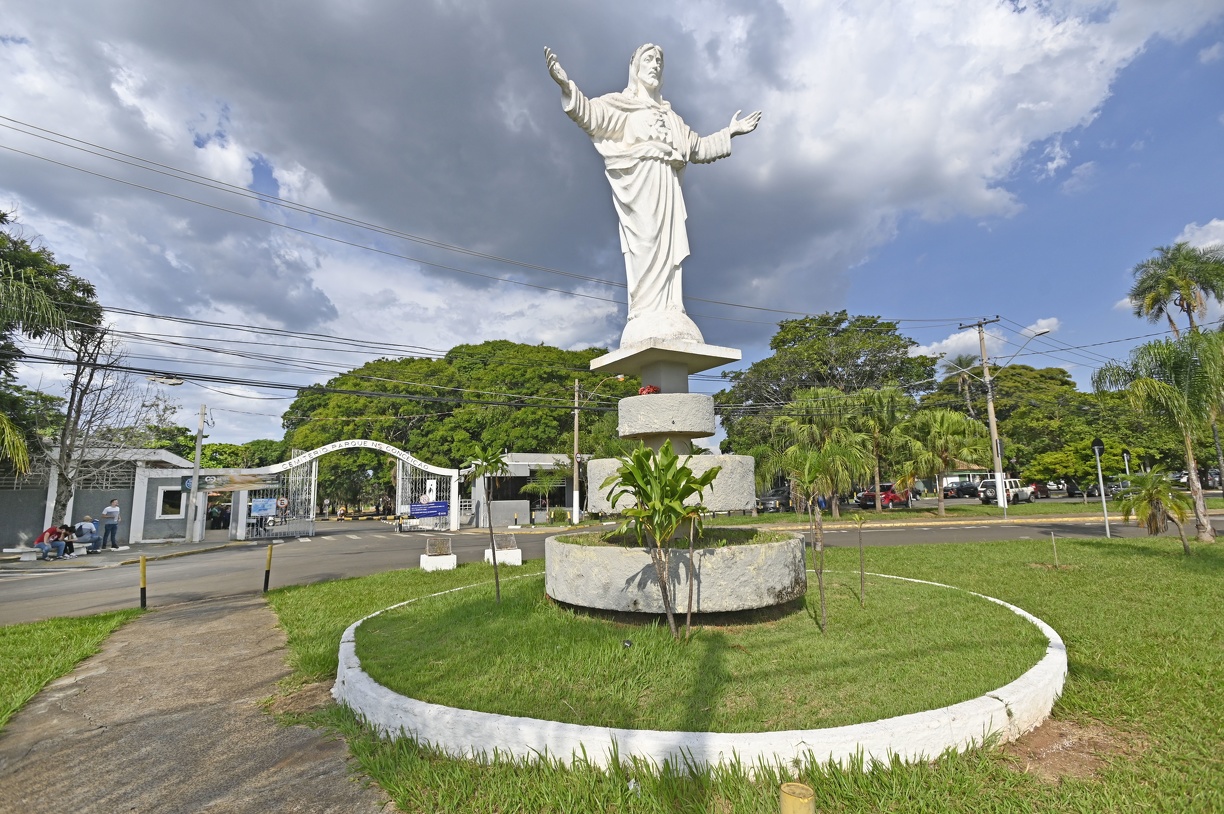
[0,595,389,813]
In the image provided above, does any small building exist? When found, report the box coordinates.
[0,448,196,547]
[470,453,572,528]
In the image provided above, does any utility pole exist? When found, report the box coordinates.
[187,404,205,543]
[961,318,1008,515]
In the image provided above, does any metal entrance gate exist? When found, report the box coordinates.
[228,440,460,539]
[397,458,453,530]
[237,460,317,540]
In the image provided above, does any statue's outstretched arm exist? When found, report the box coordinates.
[729,109,762,137]
[545,47,573,102]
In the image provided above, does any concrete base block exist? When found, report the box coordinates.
[485,548,523,566]
[587,454,755,515]
[618,393,715,440]
[420,554,457,572]
[546,535,806,613]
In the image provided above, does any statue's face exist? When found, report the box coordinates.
[636,47,662,91]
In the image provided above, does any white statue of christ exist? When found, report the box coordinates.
[546,44,761,347]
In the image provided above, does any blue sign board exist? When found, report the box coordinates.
[408,500,449,518]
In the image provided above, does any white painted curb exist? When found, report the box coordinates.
[333,572,1066,770]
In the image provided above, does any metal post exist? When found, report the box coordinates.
[187,404,205,543]
[572,378,581,525]
[1093,442,1111,538]
[139,554,147,609]
[263,544,273,592]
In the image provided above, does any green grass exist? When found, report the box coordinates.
[719,495,1224,526]
[267,537,1224,813]
[354,573,1046,732]
[0,609,142,730]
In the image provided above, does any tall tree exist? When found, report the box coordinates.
[1128,242,1224,338]
[904,409,989,517]
[939,353,980,419]
[1129,242,1224,494]
[716,311,936,453]
[771,387,868,520]
[1093,332,1224,544]
[1,216,102,473]
[852,387,918,511]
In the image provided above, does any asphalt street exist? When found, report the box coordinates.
[0,511,1188,626]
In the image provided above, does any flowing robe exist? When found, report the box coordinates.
[562,83,732,324]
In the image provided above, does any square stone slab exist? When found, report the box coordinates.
[590,338,741,378]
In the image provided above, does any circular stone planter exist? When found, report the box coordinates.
[333,572,1067,771]
[545,533,807,613]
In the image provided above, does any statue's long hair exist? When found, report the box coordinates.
[625,43,663,97]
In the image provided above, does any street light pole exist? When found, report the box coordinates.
[959,320,1051,517]
[1092,437,1111,538]
[964,318,1007,513]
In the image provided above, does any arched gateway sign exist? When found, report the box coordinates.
[230,440,462,540]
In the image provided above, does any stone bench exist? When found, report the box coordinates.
[485,533,522,566]
[3,547,40,562]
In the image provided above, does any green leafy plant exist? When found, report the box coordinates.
[1116,470,1195,555]
[602,440,720,640]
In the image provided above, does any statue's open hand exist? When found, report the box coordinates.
[729,109,762,137]
[545,47,569,88]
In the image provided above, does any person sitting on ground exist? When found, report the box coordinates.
[33,524,68,561]
[74,515,103,554]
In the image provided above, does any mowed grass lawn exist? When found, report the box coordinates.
[265,535,1224,813]
[0,609,142,731]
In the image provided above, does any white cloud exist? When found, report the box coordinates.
[1199,42,1224,63]
[1061,161,1098,194]
[1114,296,1135,311]
[914,318,1060,365]
[3,0,1223,442]
[1176,218,1224,247]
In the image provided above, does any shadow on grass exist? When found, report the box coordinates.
[1068,537,1224,570]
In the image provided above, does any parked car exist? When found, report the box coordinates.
[942,482,962,499]
[1065,480,1085,498]
[857,483,912,509]
[954,481,979,498]
[757,487,793,513]
[1029,482,1050,499]
[978,479,1034,504]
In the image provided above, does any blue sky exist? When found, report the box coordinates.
[1,1,1222,444]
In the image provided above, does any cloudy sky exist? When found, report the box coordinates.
[2,0,1223,444]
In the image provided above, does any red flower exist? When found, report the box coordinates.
[639,385,662,395]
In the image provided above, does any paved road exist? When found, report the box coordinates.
[0,516,1195,627]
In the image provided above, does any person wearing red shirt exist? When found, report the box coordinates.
[33,525,68,561]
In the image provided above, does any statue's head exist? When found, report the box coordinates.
[627,43,663,97]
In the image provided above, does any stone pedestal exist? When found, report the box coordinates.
[587,336,754,515]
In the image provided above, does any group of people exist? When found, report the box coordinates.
[32,499,122,561]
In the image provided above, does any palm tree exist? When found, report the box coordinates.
[940,353,980,419]
[467,443,509,603]
[780,441,868,632]
[1129,242,1224,494]
[905,409,990,517]
[519,463,569,520]
[1,258,69,474]
[1116,471,1195,555]
[1093,332,1224,544]
[853,386,918,512]
[1128,242,1224,338]
[772,387,868,519]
